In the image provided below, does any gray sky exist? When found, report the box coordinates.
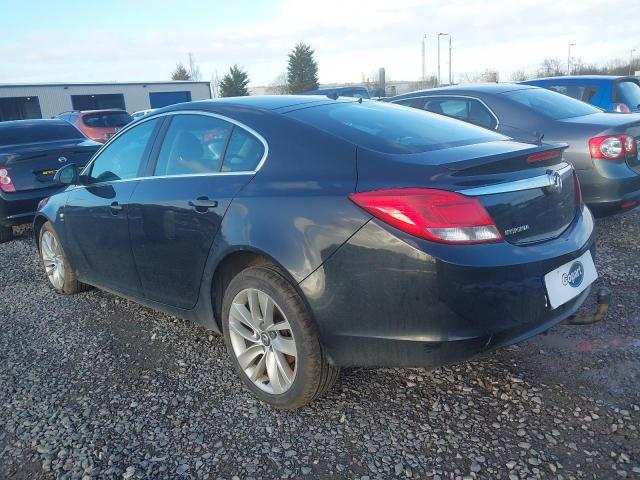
[1,0,639,86]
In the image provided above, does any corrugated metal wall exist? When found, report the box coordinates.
[0,82,212,119]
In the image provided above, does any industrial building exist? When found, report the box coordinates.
[0,81,212,121]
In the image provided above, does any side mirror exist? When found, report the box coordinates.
[53,163,78,185]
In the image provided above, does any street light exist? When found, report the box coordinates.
[422,34,427,81]
[630,49,637,76]
[567,43,576,75]
[438,33,449,86]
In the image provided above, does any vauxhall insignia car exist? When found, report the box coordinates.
[0,119,101,243]
[34,96,597,409]
[388,84,640,216]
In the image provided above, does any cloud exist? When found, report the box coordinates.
[1,0,639,85]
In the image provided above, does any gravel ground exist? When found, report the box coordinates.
[1,211,639,480]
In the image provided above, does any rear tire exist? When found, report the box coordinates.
[0,226,13,243]
[39,222,91,294]
[221,266,339,409]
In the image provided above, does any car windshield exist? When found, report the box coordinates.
[0,122,84,146]
[615,81,640,108]
[286,101,506,154]
[83,112,133,128]
[506,88,602,119]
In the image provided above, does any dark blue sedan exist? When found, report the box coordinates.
[34,96,597,408]
[523,76,640,113]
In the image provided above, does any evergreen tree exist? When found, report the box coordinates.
[171,63,191,81]
[219,65,250,97]
[287,43,319,94]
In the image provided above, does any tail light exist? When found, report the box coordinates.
[588,135,637,160]
[349,188,503,244]
[0,168,16,193]
[613,103,631,113]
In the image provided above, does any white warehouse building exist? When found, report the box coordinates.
[0,81,212,121]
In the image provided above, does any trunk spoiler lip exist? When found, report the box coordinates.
[456,162,573,197]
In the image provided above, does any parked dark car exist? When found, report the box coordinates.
[522,76,640,113]
[0,119,100,242]
[389,84,640,216]
[301,86,370,99]
[56,109,133,143]
[34,96,597,408]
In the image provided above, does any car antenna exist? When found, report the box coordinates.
[536,131,545,144]
[327,92,339,100]
[358,97,363,103]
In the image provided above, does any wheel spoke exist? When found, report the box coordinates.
[266,319,292,332]
[271,335,296,357]
[237,344,264,370]
[248,352,267,382]
[230,302,261,332]
[258,291,274,326]
[229,318,259,343]
[273,350,294,387]
[248,290,261,324]
[265,350,283,394]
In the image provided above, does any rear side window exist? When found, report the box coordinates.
[614,81,640,108]
[287,101,506,154]
[155,114,232,176]
[82,112,133,128]
[506,88,601,119]
[0,122,84,145]
[221,128,265,172]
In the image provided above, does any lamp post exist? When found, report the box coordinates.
[422,34,427,81]
[448,36,453,85]
[437,33,449,86]
[630,49,637,76]
[567,43,575,75]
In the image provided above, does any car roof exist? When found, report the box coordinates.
[525,75,637,82]
[0,118,72,129]
[390,83,535,100]
[160,95,354,113]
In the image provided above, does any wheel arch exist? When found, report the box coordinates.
[32,214,51,252]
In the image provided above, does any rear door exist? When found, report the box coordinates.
[63,117,161,295]
[128,112,265,309]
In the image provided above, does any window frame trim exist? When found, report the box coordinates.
[391,94,500,131]
[79,110,269,186]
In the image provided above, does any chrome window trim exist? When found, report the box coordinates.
[391,94,500,130]
[457,163,573,196]
[78,109,269,187]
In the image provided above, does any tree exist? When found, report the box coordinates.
[219,65,250,97]
[536,58,564,78]
[171,63,191,81]
[266,72,289,95]
[287,43,319,94]
[510,69,528,82]
[188,53,202,81]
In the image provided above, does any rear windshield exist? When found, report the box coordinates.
[615,80,640,108]
[286,101,506,154]
[82,112,133,128]
[0,122,84,146]
[506,88,601,119]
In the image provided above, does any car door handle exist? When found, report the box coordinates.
[188,197,218,211]
[110,202,124,213]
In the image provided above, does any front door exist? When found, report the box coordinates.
[63,117,161,295]
[128,112,265,308]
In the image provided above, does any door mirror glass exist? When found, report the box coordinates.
[54,163,78,185]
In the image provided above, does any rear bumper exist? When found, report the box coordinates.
[0,186,62,228]
[300,205,596,368]
[578,160,640,216]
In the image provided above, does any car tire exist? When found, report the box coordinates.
[221,265,339,409]
[0,226,13,243]
[39,222,92,294]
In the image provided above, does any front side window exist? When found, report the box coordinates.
[154,115,232,176]
[88,118,159,182]
[506,88,601,119]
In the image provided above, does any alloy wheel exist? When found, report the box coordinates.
[41,231,65,290]
[228,288,297,394]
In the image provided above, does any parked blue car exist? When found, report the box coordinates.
[522,76,640,113]
[301,86,370,99]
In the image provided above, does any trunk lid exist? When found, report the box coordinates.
[0,139,100,192]
[356,141,578,245]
